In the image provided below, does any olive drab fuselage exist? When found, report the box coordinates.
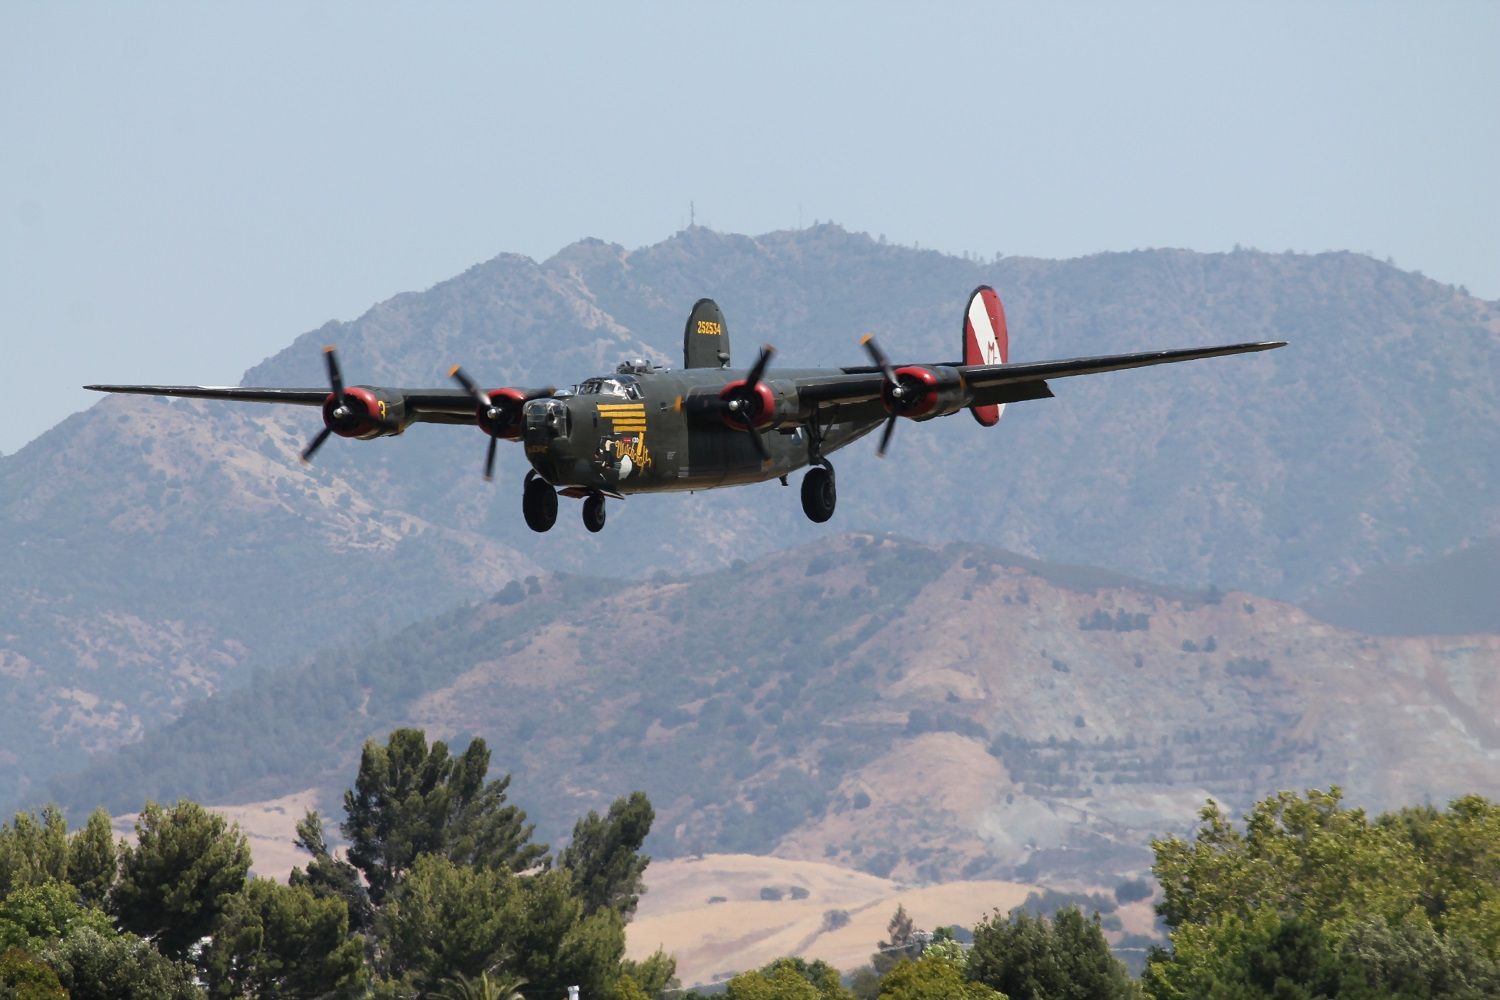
[520,363,882,495]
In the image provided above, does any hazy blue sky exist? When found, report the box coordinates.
[3,2,1496,455]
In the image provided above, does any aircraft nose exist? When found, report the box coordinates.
[525,397,571,439]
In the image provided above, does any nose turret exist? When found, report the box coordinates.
[522,397,577,482]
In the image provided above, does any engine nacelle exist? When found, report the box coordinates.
[715,378,799,431]
[884,365,972,421]
[476,387,531,440]
[323,387,407,440]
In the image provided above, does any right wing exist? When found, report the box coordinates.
[85,347,550,465]
[81,382,483,425]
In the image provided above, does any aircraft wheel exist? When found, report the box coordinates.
[801,466,836,523]
[523,477,558,532]
[582,494,607,533]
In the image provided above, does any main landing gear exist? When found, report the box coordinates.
[801,463,836,523]
[522,474,608,533]
[798,415,837,523]
[522,472,558,533]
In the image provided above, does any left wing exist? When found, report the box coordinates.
[795,340,1284,414]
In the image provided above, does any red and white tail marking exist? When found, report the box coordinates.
[964,285,1009,426]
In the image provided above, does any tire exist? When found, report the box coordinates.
[523,478,558,532]
[801,466,836,523]
[582,494,607,533]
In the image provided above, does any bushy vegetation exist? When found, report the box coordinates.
[0,727,669,999]
[689,789,1500,1000]
[9,759,1498,999]
[1146,788,1500,997]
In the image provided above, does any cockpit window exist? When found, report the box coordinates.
[574,375,642,399]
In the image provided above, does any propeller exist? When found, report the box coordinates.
[718,344,776,463]
[300,346,352,463]
[449,365,555,480]
[860,335,907,458]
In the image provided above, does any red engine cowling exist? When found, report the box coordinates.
[322,387,406,440]
[718,378,777,431]
[883,365,973,421]
[476,387,531,440]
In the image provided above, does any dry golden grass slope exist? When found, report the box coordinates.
[625,854,1035,989]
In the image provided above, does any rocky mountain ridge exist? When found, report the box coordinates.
[49,534,1500,888]
[4,225,1497,818]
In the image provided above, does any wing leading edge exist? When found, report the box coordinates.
[82,383,482,422]
[795,340,1284,411]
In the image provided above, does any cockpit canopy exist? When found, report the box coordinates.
[572,374,643,399]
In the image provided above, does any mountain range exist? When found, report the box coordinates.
[3,226,1497,879]
[46,533,1500,892]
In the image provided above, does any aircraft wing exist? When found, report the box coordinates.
[80,383,482,423]
[795,340,1284,412]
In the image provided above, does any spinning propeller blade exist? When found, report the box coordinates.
[449,364,556,480]
[300,426,333,464]
[302,346,348,464]
[862,335,903,457]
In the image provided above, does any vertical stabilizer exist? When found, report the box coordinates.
[683,298,731,369]
[964,286,1009,426]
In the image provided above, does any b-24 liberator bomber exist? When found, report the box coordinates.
[87,286,1283,533]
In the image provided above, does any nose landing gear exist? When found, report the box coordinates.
[522,472,558,533]
[582,493,607,533]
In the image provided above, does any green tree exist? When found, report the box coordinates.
[620,948,679,999]
[967,907,1137,1000]
[724,962,823,1000]
[42,926,203,1000]
[770,957,851,1000]
[1145,789,1500,999]
[0,947,66,1000]
[879,954,1006,1000]
[65,809,117,908]
[1142,906,1339,1000]
[377,854,516,991]
[289,808,375,933]
[433,969,528,1000]
[379,856,627,999]
[1334,911,1500,998]
[507,868,626,1000]
[922,927,968,971]
[341,729,546,906]
[0,880,114,952]
[610,972,652,1000]
[1378,794,1500,952]
[872,905,920,975]
[200,877,365,998]
[109,799,251,961]
[848,965,882,1000]
[558,791,654,919]
[0,809,69,898]
[1152,788,1418,935]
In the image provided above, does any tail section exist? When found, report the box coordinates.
[683,298,731,369]
[964,285,1009,426]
